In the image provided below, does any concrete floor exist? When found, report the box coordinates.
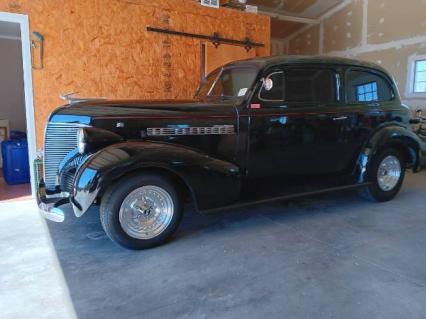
[1,172,426,319]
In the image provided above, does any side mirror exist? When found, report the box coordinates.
[263,78,274,91]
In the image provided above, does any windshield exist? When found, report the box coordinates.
[196,67,258,99]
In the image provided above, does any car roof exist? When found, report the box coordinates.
[225,55,389,74]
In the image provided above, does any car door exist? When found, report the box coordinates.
[245,65,353,179]
[343,68,397,165]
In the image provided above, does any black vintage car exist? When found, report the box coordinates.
[38,56,426,250]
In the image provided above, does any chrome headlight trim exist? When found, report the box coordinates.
[77,128,87,154]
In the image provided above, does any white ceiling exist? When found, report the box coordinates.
[0,21,21,40]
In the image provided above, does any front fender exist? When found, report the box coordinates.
[71,141,241,217]
[355,125,425,183]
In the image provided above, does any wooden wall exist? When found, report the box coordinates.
[205,43,256,75]
[0,0,270,147]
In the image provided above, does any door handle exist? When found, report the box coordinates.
[368,103,380,107]
[333,116,348,121]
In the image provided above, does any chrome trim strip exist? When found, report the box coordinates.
[38,203,65,223]
[207,68,223,97]
[147,125,235,136]
[45,192,70,199]
[60,92,106,105]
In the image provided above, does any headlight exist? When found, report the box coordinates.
[77,128,87,154]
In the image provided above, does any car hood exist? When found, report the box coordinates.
[49,98,238,124]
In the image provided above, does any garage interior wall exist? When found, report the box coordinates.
[0,0,270,148]
[0,38,26,133]
[283,0,426,111]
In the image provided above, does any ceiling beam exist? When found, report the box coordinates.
[258,10,320,25]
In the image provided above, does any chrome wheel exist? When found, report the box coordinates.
[377,155,401,191]
[119,186,174,240]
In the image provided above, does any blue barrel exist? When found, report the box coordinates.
[1,139,30,185]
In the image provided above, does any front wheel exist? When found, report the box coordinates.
[358,148,405,202]
[100,174,183,250]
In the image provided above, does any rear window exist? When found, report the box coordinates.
[346,70,394,103]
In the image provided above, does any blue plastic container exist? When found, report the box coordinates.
[10,130,27,140]
[1,139,30,185]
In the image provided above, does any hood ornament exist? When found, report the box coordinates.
[60,92,106,105]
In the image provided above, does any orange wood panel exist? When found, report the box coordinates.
[0,0,270,148]
[205,42,256,75]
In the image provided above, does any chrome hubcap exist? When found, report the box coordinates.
[377,155,401,191]
[119,186,174,240]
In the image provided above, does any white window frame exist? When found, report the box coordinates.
[200,0,220,8]
[0,12,37,196]
[406,54,426,98]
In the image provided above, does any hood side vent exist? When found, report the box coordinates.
[147,125,235,136]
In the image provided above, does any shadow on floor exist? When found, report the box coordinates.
[44,173,426,319]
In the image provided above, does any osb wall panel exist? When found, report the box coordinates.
[323,0,363,53]
[0,0,270,147]
[205,43,256,75]
[288,24,320,55]
[368,0,426,45]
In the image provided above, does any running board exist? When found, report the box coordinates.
[202,183,372,214]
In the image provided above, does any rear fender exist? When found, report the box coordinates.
[355,125,424,183]
[71,141,241,217]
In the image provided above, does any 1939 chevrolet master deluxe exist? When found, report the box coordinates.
[37,56,426,250]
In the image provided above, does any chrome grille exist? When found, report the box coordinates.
[60,154,90,193]
[147,125,235,136]
[44,122,85,190]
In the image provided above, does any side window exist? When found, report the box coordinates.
[259,71,284,101]
[413,59,426,93]
[284,68,337,104]
[346,70,394,103]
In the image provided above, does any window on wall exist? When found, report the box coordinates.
[347,70,393,103]
[357,82,378,102]
[414,60,426,93]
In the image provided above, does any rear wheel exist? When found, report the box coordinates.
[358,148,405,202]
[100,174,183,250]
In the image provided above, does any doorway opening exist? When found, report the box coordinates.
[0,12,36,202]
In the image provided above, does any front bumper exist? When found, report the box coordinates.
[37,179,70,223]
